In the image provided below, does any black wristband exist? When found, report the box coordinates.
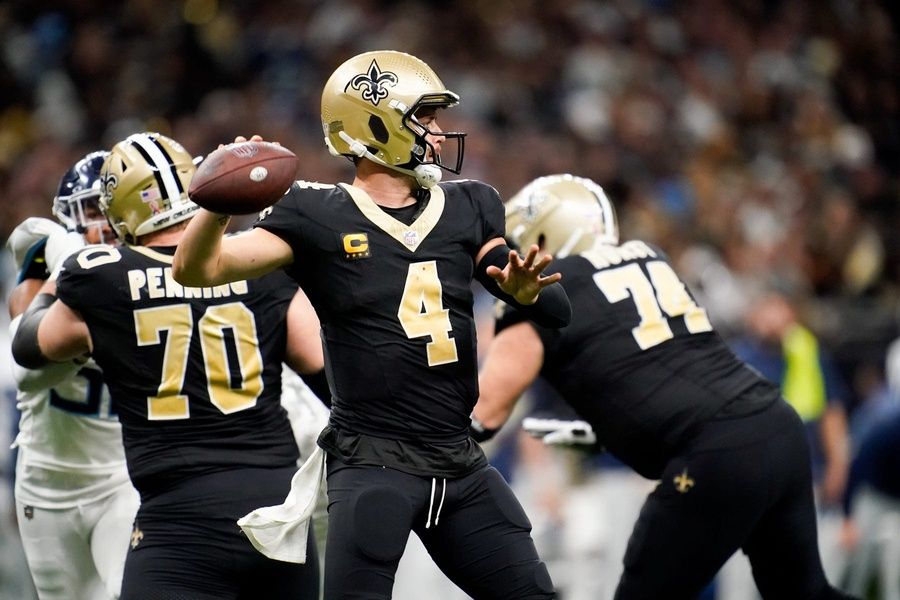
[469,417,499,443]
[12,293,56,369]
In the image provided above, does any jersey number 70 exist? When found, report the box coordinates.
[134,303,263,419]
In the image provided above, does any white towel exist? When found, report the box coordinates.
[237,445,327,563]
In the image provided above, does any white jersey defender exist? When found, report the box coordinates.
[10,335,138,600]
[6,151,139,600]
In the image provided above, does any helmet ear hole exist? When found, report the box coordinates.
[536,234,546,250]
[368,115,389,144]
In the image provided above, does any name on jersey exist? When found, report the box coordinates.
[127,267,249,301]
[582,240,657,269]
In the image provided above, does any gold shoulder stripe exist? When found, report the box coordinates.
[131,246,174,264]
[339,183,445,252]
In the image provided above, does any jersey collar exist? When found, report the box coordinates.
[339,183,445,252]
[131,246,175,263]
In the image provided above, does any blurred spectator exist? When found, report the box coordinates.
[839,409,900,599]
[729,291,852,588]
[839,339,900,599]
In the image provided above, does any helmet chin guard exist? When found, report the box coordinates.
[413,164,442,188]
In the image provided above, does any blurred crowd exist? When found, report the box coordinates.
[0,0,898,598]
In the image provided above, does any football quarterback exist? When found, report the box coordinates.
[172,50,568,599]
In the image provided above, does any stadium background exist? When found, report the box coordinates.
[0,0,897,598]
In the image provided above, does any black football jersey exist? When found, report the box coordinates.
[254,180,504,475]
[56,244,300,496]
[496,241,779,479]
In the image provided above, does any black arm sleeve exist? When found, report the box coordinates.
[299,369,332,408]
[474,245,572,329]
[12,293,56,369]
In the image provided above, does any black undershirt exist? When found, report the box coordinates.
[379,192,430,225]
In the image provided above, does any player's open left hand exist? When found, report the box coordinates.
[485,244,561,305]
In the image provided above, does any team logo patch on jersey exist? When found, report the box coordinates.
[346,60,398,106]
[673,468,695,493]
[342,232,371,260]
[130,524,144,549]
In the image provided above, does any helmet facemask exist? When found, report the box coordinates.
[402,95,465,176]
[53,151,115,244]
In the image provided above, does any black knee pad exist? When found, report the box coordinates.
[352,485,412,562]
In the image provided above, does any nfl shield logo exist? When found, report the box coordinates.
[403,231,418,247]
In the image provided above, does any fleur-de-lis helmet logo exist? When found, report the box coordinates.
[346,60,398,106]
[524,190,549,221]
[100,172,118,206]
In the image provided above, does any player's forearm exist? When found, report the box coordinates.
[172,209,232,286]
[472,396,516,431]
[474,323,544,431]
[8,279,44,319]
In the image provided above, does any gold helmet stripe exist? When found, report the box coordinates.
[126,133,183,201]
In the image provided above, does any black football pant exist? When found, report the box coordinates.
[120,466,319,600]
[615,399,856,600]
[323,457,555,599]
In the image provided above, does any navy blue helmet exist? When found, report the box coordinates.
[52,150,111,236]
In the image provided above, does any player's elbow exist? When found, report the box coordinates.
[171,256,217,287]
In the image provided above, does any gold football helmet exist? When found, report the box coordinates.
[321,50,465,188]
[505,174,619,257]
[99,132,199,244]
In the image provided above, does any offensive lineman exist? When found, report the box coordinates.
[12,132,322,600]
[472,174,857,600]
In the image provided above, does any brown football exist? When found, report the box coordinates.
[188,141,299,215]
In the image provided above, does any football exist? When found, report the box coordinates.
[188,141,299,215]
